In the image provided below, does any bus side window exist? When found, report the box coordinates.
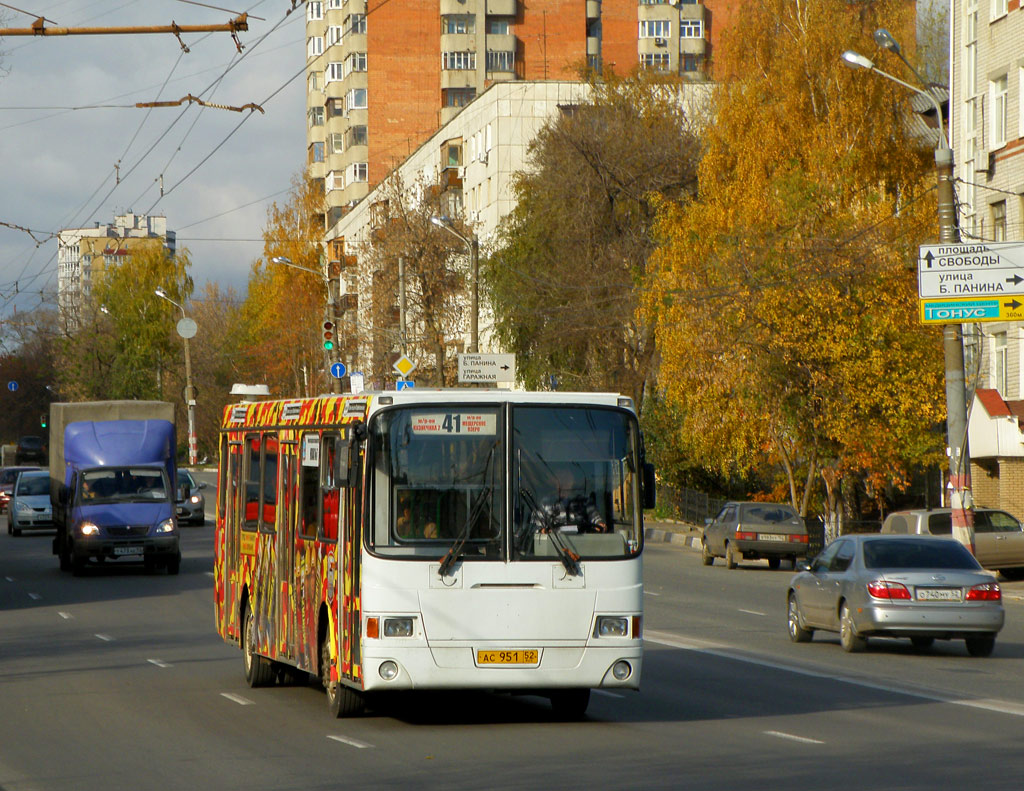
[260,433,279,533]
[298,432,320,540]
[243,434,260,531]
[320,433,340,542]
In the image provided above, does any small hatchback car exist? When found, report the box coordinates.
[8,469,53,536]
[702,501,810,570]
[175,469,207,526]
[15,435,47,466]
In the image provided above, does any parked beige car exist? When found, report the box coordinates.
[880,508,1024,579]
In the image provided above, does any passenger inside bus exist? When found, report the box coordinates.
[395,491,438,540]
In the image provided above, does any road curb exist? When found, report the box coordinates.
[644,525,701,550]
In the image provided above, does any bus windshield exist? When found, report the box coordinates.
[368,406,503,559]
[366,403,642,561]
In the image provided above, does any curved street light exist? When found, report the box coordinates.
[154,287,198,466]
[430,216,479,353]
[842,36,974,553]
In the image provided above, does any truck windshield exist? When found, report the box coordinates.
[79,467,168,503]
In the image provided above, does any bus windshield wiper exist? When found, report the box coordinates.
[438,484,493,577]
[517,488,581,577]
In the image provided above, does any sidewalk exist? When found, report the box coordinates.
[643,518,702,551]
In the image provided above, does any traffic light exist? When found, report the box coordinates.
[322,320,335,351]
[40,413,47,428]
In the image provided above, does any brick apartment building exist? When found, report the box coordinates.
[305,0,730,227]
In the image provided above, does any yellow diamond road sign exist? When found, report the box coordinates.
[393,355,417,378]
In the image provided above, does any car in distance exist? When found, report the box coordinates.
[175,469,207,526]
[880,508,1024,579]
[15,435,47,466]
[786,534,1004,656]
[702,501,809,570]
[0,466,41,513]
[7,469,54,536]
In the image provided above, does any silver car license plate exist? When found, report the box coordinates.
[758,533,785,542]
[916,587,963,602]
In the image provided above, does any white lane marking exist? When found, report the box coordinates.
[4,576,14,582]
[643,591,661,596]
[221,693,255,705]
[644,630,1024,719]
[95,634,114,642]
[148,659,172,668]
[738,609,766,616]
[28,593,41,600]
[327,734,373,749]
[593,690,625,699]
[764,730,825,745]
[58,612,73,620]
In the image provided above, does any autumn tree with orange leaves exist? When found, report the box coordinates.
[643,0,946,531]
[238,172,330,397]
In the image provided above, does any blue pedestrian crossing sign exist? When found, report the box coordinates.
[397,380,415,391]
[330,362,347,379]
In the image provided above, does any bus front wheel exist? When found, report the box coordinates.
[320,636,364,718]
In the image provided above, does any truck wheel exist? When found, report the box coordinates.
[243,602,274,687]
[167,554,181,575]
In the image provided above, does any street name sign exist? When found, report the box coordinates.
[918,241,1024,300]
[458,353,516,383]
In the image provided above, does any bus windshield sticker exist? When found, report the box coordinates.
[411,412,497,436]
[301,434,320,467]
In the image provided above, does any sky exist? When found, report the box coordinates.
[0,0,307,326]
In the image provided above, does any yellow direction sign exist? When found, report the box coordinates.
[392,355,417,378]
[919,296,1024,324]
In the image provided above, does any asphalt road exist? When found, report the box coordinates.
[4,493,1024,790]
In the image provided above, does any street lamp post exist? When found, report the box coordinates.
[842,43,975,552]
[271,255,341,394]
[154,288,198,466]
[430,216,479,353]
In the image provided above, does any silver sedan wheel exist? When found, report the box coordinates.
[787,594,813,643]
[839,603,865,653]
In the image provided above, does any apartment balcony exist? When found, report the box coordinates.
[587,36,599,57]
[441,0,477,14]
[586,0,599,20]
[441,69,480,90]
[679,2,705,20]
[485,0,517,16]
[679,37,707,56]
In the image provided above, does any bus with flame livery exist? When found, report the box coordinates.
[215,389,654,718]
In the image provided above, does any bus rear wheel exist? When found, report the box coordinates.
[320,635,364,718]
[550,688,590,720]
[243,602,274,687]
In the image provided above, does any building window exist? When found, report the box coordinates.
[346,125,367,148]
[443,15,475,34]
[991,0,1007,20]
[308,72,319,93]
[311,142,325,163]
[443,88,476,107]
[993,331,1007,393]
[680,20,702,38]
[345,13,366,34]
[329,133,345,155]
[587,54,600,72]
[308,106,324,127]
[991,75,1007,148]
[307,1,323,21]
[307,36,324,59]
[326,97,345,118]
[641,52,670,71]
[327,170,344,192]
[1020,66,1024,140]
[345,52,367,75]
[327,25,344,46]
[639,19,671,38]
[486,50,514,72]
[327,0,343,8]
[325,61,344,83]
[992,201,1006,241]
[638,0,671,4]
[346,88,367,111]
[349,163,368,183]
[442,51,476,70]
[681,54,703,73]
[488,19,511,35]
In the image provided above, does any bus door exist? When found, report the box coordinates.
[294,431,323,670]
[340,434,362,684]
[276,443,296,658]
[220,436,244,641]
[256,433,280,657]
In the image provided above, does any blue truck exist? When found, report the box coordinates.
[49,401,181,575]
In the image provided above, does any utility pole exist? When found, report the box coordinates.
[398,256,408,356]
[0,15,249,52]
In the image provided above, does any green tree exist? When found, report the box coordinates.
[486,72,702,408]
[643,0,944,528]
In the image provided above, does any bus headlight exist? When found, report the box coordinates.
[383,617,414,637]
[78,521,100,537]
[379,661,399,680]
[612,660,632,681]
[595,616,629,638]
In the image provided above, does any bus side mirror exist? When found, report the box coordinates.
[642,462,656,509]
[334,441,359,488]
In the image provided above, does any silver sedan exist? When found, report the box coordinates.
[786,534,1004,657]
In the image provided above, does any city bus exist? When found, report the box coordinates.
[214,389,654,718]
